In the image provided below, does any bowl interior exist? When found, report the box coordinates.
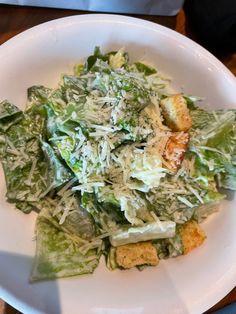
[0,14,235,314]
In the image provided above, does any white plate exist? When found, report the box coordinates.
[0,14,235,314]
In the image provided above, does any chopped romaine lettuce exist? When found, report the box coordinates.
[133,62,157,76]
[0,100,22,131]
[110,221,176,247]
[31,207,101,281]
[106,247,119,271]
[130,147,166,191]
[189,106,236,190]
[0,48,235,280]
[153,226,184,259]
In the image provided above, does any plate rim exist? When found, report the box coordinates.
[0,13,235,314]
[1,13,235,83]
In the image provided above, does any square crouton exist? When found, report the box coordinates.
[116,241,159,269]
[180,220,206,255]
[164,132,189,172]
[160,94,192,131]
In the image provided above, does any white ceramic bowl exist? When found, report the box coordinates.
[0,14,235,314]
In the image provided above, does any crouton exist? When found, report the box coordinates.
[164,132,189,172]
[116,241,159,269]
[180,220,206,255]
[160,94,192,131]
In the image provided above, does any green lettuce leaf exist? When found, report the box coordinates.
[84,47,128,72]
[153,226,184,259]
[0,104,47,204]
[218,165,236,190]
[40,139,73,190]
[0,100,23,132]
[106,246,119,270]
[148,172,224,224]
[84,46,109,72]
[27,85,52,107]
[31,191,102,281]
[133,62,157,76]
[0,102,69,210]
[31,207,101,281]
[189,107,236,190]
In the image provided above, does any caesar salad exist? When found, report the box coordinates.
[0,47,235,281]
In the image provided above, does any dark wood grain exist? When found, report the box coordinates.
[0,4,235,314]
[0,4,176,45]
[205,287,236,313]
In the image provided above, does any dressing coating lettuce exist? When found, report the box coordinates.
[0,48,235,280]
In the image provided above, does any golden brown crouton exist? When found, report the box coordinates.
[116,241,159,269]
[164,132,189,172]
[160,94,192,131]
[180,220,206,255]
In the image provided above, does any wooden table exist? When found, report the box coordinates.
[0,4,235,314]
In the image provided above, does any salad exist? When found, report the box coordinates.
[0,47,235,281]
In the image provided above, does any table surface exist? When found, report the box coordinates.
[0,4,235,314]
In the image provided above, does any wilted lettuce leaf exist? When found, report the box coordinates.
[0,101,71,211]
[218,163,236,190]
[148,172,224,224]
[84,46,108,72]
[84,47,128,72]
[44,106,82,176]
[189,107,236,190]
[106,246,119,270]
[40,139,73,190]
[31,193,101,281]
[134,62,157,76]
[0,100,21,119]
[27,85,52,107]
[153,226,184,259]
[0,103,47,205]
[31,206,101,281]
[15,200,37,214]
[39,192,97,241]
[95,191,127,224]
[0,100,23,132]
